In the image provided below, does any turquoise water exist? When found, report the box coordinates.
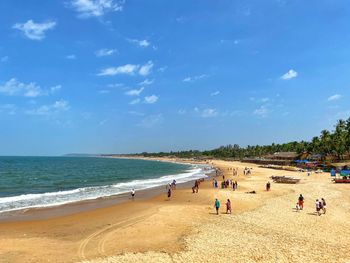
[0,157,209,213]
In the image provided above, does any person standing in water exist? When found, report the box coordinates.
[214,198,220,215]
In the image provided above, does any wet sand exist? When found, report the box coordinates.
[1,160,350,263]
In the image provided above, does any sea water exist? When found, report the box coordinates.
[0,157,211,213]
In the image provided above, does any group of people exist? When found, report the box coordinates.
[212,178,238,191]
[227,167,239,176]
[214,198,232,215]
[315,198,327,216]
[243,167,252,176]
[296,194,327,216]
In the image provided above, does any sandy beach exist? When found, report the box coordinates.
[1,159,350,263]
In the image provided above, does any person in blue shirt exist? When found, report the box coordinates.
[214,198,220,215]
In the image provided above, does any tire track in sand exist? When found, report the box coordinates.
[97,215,153,256]
[78,212,154,260]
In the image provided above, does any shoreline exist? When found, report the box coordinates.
[0,157,213,222]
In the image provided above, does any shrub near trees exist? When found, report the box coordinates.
[136,118,350,161]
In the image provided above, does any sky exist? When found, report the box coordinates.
[0,0,350,156]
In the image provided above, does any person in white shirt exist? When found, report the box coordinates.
[131,189,135,199]
[315,199,321,216]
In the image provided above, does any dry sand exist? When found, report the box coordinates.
[1,160,350,263]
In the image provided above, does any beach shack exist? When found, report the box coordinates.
[243,152,300,166]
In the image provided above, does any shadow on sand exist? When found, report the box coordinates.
[307,212,319,216]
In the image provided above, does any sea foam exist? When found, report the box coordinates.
[0,165,212,213]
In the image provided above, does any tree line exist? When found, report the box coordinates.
[135,118,350,161]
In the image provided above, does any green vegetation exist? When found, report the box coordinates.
[134,118,350,161]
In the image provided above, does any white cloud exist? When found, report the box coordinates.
[98,61,153,77]
[13,20,56,40]
[0,79,61,97]
[129,98,141,105]
[128,111,144,116]
[144,95,158,104]
[183,74,207,82]
[201,108,218,118]
[50,85,62,94]
[98,89,110,94]
[139,61,153,76]
[253,105,269,117]
[0,104,16,115]
[1,56,9,62]
[99,119,108,125]
[127,39,150,47]
[95,48,117,57]
[98,64,139,76]
[108,83,124,88]
[158,66,167,72]
[138,114,163,128]
[220,39,240,45]
[125,87,144,96]
[69,0,124,18]
[138,79,154,86]
[211,91,220,96]
[281,69,298,80]
[328,94,342,101]
[53,100,70,111]
[0,78,42,97]
[66,54,76,59]
[176,16,185,23]
[250,97,270,103]
[26,100,69,115]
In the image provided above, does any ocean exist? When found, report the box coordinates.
[0,156,211,213]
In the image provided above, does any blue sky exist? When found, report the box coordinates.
[0,0,350,155]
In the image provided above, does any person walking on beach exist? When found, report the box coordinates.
[214,198,220,215]
[266,181,271,191]
[298,194,304,210]
[321,198,327,214]
[226,199,232,214]
[131,189,135,199]
[315,199,321,216]
[318,199,324,214]
[195,180,199,193]
[167,187,172,200]
[235,181,238,190]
